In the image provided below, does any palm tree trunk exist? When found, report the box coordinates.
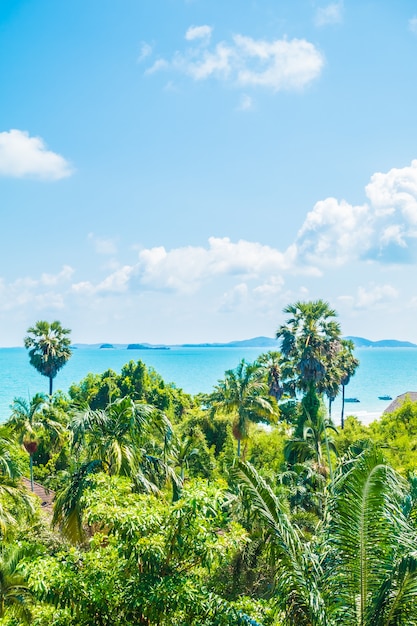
[341,384,345,429]
[30,454,34,492]
[49,375,53,396]
[237,439,241,458]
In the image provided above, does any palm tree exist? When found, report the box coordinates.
[339,339,360,429]
[276,300,342,433]
[254,351,285,400]
[70,396,173,481]
[284,405,338,484]
[235,446,417,625]
[8,394,64,491]
[24,320,72,395]
[208,360,278,457]
[277,300,342,392]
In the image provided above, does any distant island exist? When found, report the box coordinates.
[127,343,169,350]
[71,336,417,350]
[345,337,417,348]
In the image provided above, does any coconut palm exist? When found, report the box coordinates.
[208,360,278,457]
[235,446,417,625]
[24,320,72,395]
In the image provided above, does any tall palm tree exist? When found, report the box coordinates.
[24,320,72,395]
[339,339,360,429]
[208,360,278,457]
[276,300,342,434]
[276,300,342,393]
[235,447,417,625]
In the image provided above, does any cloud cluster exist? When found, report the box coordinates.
[146,27,324,92]
[0,130,73,180]
[295,159,417,267]
[4,159,417,330]
[0,266,73,312]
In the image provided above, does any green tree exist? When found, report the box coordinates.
[235,446,417,625]
[24,321,72,395]
[208,360,278,457]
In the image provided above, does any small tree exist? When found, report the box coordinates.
[24,320,72,395]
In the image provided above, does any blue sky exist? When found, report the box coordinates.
[2,0,417,346]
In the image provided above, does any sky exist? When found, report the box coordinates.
[2,0,417,346]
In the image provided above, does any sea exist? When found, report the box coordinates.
[1,346,417,427]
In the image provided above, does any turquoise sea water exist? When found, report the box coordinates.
[1,346,417,426]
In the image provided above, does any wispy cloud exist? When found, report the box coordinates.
[185,25,212,42]
[339,284,399,310]
[146,27,325,92]
[88,233,118,256]
[314,2,344,27]
[138,42,153,62]
[237,94,254,111]
[0,129,73,180]
[409,16,417,34]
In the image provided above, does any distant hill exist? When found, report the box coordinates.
[345,336,417,348]
[181,336,279,348]
[71,336,417,350]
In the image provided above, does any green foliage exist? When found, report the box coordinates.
[235,447,417,625]
[69,360,192,421]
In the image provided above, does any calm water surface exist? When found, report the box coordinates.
[1,346,417,425]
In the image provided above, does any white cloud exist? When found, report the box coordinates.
[40,265,74,287]
[296,197,372,265]
[341,284,399,310]
[146,32,324,92]
[135,237,294,292]
[0,129,73,180]
[0,266,74,312]
[315,2,344,27]
[185,25,212,42]
[409,17,417,34]
[138,42,153,62]
[365,160,417,226]
[233,35,324,91]
[145,59,169,75]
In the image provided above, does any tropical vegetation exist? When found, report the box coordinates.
[0,304,416,624]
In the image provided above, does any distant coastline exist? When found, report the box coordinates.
[68,336,417,350]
